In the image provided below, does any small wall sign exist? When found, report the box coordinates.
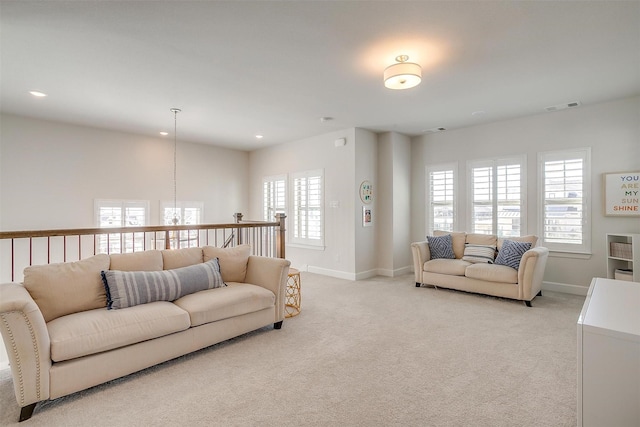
[359,180,373,204]
[604,171,640,217]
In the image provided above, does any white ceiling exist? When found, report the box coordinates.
[1,1,639,151]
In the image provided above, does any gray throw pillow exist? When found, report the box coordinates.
[102,258,225,309]
[427,234,456,259]
[494,240,531,270]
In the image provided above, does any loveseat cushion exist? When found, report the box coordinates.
[465,263,518,284]
[173,283,275,327]
[162,247,204,270]
[110,250,163,271]
[497,235,537,250]
[203,244,251,282]
[102,259,225,309]
[466,233,498,246]
[23,254,111,322]
[47,301,190,362]
[424,259,470,276]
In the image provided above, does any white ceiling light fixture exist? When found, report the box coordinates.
[384,55,422,90]
[29,90,47,97]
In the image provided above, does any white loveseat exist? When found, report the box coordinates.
[0,245,290,422]
[411,231,548,306]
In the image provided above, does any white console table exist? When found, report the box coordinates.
[577,277,640,426]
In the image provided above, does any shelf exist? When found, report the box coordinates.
[606,233,639,282]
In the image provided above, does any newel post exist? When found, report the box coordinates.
[233,212,243,245]
[275,213,286,259]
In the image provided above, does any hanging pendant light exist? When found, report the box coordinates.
[170,108,181,225]
[384,55,422,90]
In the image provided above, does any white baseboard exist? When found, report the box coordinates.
[376,266,412,278]
[307,266,357,281]
[542,281,589,296]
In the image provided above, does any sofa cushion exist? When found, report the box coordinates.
[102,259,225,309]
[110,250,163,271]
[23,254,110,322]
[466,233,498,246]
[427,234,455,259]
[495,240,532,270]
[203,244,251,282]
[465,263,518,284]
[174,282,275,327]
[424,259,470,276]
[497,235,537,250]
[162,247,204,270]
[47,301,190,362]
[434,231,466,258]
[462,244,496,264]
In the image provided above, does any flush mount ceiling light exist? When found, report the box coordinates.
[384,55,422,90]
[29,90,47,97]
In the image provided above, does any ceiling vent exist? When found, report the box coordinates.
[544,101,581,112]
[423,127,447,133]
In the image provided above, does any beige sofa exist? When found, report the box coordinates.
[411,231,548,306]
[0,245,290,422]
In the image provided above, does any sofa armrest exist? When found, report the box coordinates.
[0,283,51,407]
[410,241,431,284]
[244,256,291,323]
[517,247,549,301]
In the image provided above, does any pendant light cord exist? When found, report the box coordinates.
[171,108,181,225]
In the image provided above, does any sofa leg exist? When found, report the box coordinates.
[416,282,421,288]
[537,290,542,296]
[19,402,37,422]
[274,321,283,329]
[524,300,532,307]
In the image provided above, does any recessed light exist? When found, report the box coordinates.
[256,135,264,139]
[159,131,169,136]
[29,91,47,97]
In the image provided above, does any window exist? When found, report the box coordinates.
[290,169,323,247]
[538,148,591,253]
[160,201,203,248]
[468,156,525,237]
[263,175,286,221]
[95,199,150,253]
[425,163,457,234]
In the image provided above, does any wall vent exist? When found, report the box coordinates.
[423,127,447,133]
[544,101,581,112]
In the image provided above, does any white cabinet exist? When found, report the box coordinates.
[577,278,640,426]
[606,233,639,282]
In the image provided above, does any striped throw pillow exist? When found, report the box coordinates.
[494,240,532,270]
[102,258,225,309]
[462,244,496,264]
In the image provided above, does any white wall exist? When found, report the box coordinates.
[0,114,249,230]
[248,128,357,275]
[411,96,640,291]
[354,128,378,278]
[377,132,412,276]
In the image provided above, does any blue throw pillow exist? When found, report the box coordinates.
[102,258,226,309]
[427,234,456,260]
[494,240,532,270]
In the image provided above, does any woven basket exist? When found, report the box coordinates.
[610,242,632,259]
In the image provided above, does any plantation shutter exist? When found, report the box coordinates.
[263,176,286,221]
[543,159,584,244]
[471,164,493,234]
[428,168,455,233]
[291,170,323,246]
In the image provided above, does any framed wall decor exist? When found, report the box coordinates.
[362,206,373,227]
[359,180,373,204]
[603,171,640,217]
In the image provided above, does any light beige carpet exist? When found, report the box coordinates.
[0,273,585,426]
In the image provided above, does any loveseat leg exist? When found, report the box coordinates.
[19,402,37,422]
[524,300,532,307]
[274,321,283,329]
[416,282,421,287]
[537,290,542,296]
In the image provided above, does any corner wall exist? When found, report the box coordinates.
[411,96,640,291]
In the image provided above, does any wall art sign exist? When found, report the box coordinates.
[359,180,373,204]
[363,206,373,227]
[604,171,640,217]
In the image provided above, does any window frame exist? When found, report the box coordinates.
[425,163,458,235]
[94,199,150,253]
[537,147,591,254]
[467,155,527,237]
[289,169,324,249]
